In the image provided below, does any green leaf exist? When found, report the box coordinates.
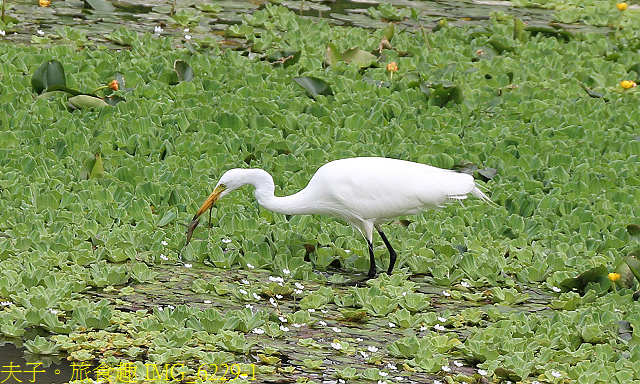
[558,265,608,292]
[293,77,333,98]
[627,224,640,239]
[174,60,194,83]
[83,0,115,12]
[382,23,395,41]
[342,47,377,67]
[419,81,464,107]
[31,60,66,94]
[324,43,342,67]
[623,257,640,285]
[513,18,525,42]
[90,152,105,179]
[477,167,497,181]
[157,208,178,227]
[494,367,522,382]
[68,95,109,110]
[79,155,96,180]
[43,84,84,96]
[524,24,573,41]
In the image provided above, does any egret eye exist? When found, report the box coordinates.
[220,183,227,189]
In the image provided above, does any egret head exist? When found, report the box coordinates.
[193,169,260,220]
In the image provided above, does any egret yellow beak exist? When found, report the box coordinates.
[193,185,226,220]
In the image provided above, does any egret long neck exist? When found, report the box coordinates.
[249,170,320,215]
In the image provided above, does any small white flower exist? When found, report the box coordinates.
[434,380,443,384]
[49,309,58,314]
[245,304,253,309]
[453,361,463,367]
[359,351,369,358]
[388,322,396,328]
[280,325,289,332]
[204,300,212,304]
[269,297,277,307]
[295,282,304,289]
[308,308,316,312]
[356,338,363,341]
[184,34,192,40]
[434,324,446,331]
[275,294,283,299]
[402,291,407,296]
[184,263,192,268]
[367,346,379,352]
[344,249,351,253]
[246,263,254,269]
[419,326,428,331]
[294,289,303,295]
[552,286,562,292]
[478,369,488,376]
[331,341,342,350]
[167,305,175,310]
[239,289,248,295]
[442,290,451,297]
[332,327,342,333]
[0,30,5,36]
[37,30,44,36]
[531,381,540,384]
[283,268,290,275]
[252,292,261,300]
[321,309,328,314]
[437,316,447,323]
[184,28,190,32]
[379,371,389,377]
[461,281,470,288]
[441,366,451,372]
[279,316,288,322]
[269,276,284,283]
[161,240,168,246]
[386,363,397,370]
[153,25,163,34]
[318,320,327,326]
[292,323,303,328]
[221,238,232,244]
[551,371,561,378]
[252,328,264,334]
[241,279,250,285]
[157,306,164,311]
[160,254,168,260]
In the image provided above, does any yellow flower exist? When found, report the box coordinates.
[109,79,119,91]
[386,62,398,73]
[608,272,621,282]
[617,2,628,11]
[39,0,51,6]
[621,80,637,89]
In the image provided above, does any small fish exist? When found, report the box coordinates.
[184,219,200,248]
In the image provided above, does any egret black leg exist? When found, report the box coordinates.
[377,228,397,275]
[367,239,377,278]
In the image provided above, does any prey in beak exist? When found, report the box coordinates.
[193,184,227,220]
[183,184,227,250]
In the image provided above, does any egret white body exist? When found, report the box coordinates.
[194,157,493,277]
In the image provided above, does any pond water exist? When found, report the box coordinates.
[0,342,76,384]
[2,0,607,46]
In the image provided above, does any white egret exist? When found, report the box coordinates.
[193,157,493,278]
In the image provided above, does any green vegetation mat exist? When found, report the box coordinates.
[1,4,640,384]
